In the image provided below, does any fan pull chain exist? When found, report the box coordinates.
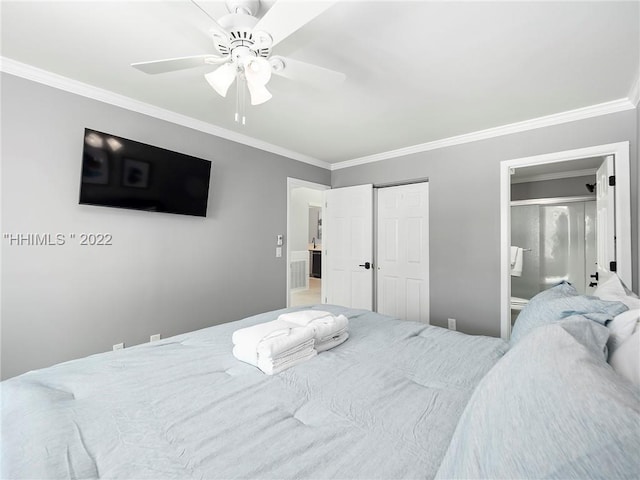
[235,73,247,125]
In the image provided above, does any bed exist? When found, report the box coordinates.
[2,279,639,480]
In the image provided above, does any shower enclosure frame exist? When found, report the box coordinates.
[499,141,632,340]
[510,195,596,207]
[511,195,597,303]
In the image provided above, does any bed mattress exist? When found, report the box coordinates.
[1,305,508,479]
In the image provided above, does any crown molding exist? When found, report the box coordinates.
[0,56,330,170]
[331,97,636,171]
[2,56,636,173]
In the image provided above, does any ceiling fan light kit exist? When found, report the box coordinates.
[132,0,345,124]
[204,63,236,97]
[246,80,272,106]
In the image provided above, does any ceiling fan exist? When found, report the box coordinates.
[132,0,346,123]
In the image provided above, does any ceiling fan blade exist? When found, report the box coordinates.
[270,55,345,88]
[131,55,228,74]
[189,0,229,41]
[253,0,337,47]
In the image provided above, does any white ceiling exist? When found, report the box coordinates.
[1,1,638,166]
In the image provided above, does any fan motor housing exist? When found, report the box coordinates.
[215,12,270,59]
[225,0,260,16]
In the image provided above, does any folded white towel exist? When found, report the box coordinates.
[233,343,316,375]
[277,310,333,325]
[256,328,315,359]
[232,318,293,347]
[315,331,349,353]
[510,246,523,277]
[233,321,315,357]
[233,340,312,366]
[232,318,312,347]
[277,311,349,353]
[261,349,317,375]
[232,319,317,375]
[309,316,349,341]
[232,311,350,374]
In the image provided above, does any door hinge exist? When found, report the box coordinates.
[609,175,615,187]
[610,261,617,272]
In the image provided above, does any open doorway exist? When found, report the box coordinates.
[286,178,330,307]
[500,142,632,339]
[509,158,601,326]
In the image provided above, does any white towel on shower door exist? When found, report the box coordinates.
[511,246,524,277]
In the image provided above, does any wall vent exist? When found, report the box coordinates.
[290,251,309,291]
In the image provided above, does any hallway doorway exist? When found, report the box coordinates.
[286,178,330,307]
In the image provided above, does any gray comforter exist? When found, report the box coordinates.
[1,305,507,479]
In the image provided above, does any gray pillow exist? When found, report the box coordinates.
[435,318,640,480]
[510,281,628,345]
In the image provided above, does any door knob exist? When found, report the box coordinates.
[590,272,599,281]
[358,262,371,270]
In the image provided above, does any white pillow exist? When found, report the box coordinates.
[609,329,640,386]
[607,309,640,355]
[594,273,640,310]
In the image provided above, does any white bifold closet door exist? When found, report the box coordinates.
[376,182,430,323]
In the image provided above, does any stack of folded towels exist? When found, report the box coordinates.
[232,310,349,375]
[277,310,349,352]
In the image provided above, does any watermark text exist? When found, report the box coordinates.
[3,233,113,246]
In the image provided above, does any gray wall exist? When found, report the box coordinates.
[1,71,637,378]
[332,109,639,337]
[0,73,330,379]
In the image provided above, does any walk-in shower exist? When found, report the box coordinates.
[510,196,596,321]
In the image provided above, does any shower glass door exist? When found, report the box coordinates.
[511,199,596,301]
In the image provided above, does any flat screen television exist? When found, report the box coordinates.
[80,129,211,217]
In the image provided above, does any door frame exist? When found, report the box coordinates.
[499,141,631,340]
[286,177,330,307]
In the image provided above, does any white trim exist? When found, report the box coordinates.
[500,141,632,340]
[628,67,640,106]
[286,177,330,308]
[0,56,329,170]
[332,99,635,170]
[510,168,597,184]
[511,195,595,207]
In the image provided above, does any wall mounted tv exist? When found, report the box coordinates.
[80,129,211,217]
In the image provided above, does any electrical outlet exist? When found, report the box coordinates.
[113,342,124,351]
[447,318,457,331]
[150,334,161,342]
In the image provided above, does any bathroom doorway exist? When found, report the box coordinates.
[500,142,632,339]
[286,178,330,307]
